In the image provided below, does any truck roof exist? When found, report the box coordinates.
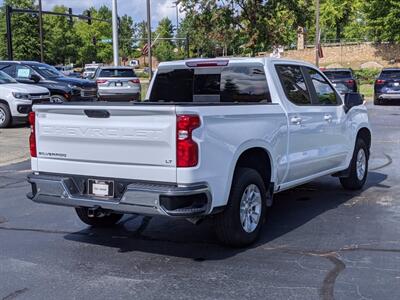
[158,57,317,69]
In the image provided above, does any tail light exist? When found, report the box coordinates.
[130,78,140,84]
[96,79,108,84]
[28,112,37,157]
[346,79,355,86]
[176,115,201,167]
[375,79,385,85]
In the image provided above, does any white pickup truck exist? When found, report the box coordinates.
[27,58,371,247]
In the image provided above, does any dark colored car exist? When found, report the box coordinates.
[0,61,97,103]
[322,68,358,94]
[374,68,400,105]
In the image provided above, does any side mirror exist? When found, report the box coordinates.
[344,92,363,112]
[30,74,41,83]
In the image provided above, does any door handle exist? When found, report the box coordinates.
[290,116,302,125]
[324,114,333,122]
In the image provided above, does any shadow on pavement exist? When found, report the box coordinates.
[64,171,387,260]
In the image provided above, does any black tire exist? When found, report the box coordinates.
[50,95,67,103]
[340,139,369,190]
[373,98,381,105]
[215,168,267,247]
[75,207,123,227]
[0,103,11,128]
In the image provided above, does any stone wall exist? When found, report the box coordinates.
[260,43,400,69]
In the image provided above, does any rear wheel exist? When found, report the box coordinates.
[340,139,369,190]
[373,98,381,105]
[0,103,11,128]
[75,207,123,227]
[215,168,267,247]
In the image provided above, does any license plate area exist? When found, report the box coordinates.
[88,179,114,198]
[115,82,123,87]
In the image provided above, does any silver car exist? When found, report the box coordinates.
[94,67,141,101]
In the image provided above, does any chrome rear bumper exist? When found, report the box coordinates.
[27,173,211,217]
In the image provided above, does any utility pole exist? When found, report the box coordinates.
[112,0,119,66]
[146,0,152,79]
[174,1,179,34]
[38,0,44,62]
[315,0,320,67]
[5,6,13,60]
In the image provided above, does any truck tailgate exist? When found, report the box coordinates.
[33,104,177,182]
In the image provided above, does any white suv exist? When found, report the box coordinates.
[0,71,50,128]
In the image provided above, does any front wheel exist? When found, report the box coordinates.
[0,103,11,128]
[215,168,267,247]
[340,139,369,190]
[50,95,67,103]
[75,207,123,227]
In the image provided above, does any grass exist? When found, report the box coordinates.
[360,84,374,101]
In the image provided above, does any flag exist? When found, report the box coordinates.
[142,43,149,55]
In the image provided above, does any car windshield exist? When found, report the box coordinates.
[31,64,63,78]
[323,71,352,79]
[99,69,136,78]
[0,70,17,84]
[85,68,97,72]
[380,70,400,79]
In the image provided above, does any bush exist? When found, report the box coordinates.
[354,68,381,84]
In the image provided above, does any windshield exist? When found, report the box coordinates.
[323,71,352,79]
[99,69,136,78]
[380,70,400,79]
[85,68,97,72]
[0,70,17,84]
[31,64,63,78]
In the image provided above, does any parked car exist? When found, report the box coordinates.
[94,66,141,101]
[0,70,49,128]
[0,61,97,103]
[82,63,102,79]
[322,68,359,94]
[27,58,371,247]
[374,68,400,105]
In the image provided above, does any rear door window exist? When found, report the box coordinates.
[149,63,271,103]
[276,65,311,105]
[99,69,136,77]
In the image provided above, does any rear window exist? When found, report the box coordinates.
[323,71,352,79]
[380,70,400,79]
[149,64,271,103]
[99,69,136,78]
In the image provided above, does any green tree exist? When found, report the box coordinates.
[364,0,400,42]
[43,5,80,65]
[154,17,176,61]
[0,0,40,60]
[119,15,134,61]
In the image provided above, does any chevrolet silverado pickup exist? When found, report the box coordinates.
[27,58,371,247]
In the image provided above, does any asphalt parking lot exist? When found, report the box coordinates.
[0,103,399,300]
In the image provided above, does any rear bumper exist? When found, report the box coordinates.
[98,93,140,101]
[376,93,400,100]
[27,173,212,217]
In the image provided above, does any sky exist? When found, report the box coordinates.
[1,0,181,27]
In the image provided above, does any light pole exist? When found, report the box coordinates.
[38,0,44,62]
[112,0,119,66]
[146,0,152,79]
[315,0,320,67]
